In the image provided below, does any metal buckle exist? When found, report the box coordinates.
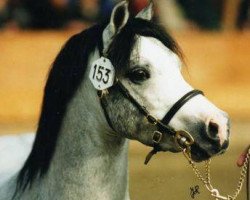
[147,114,158,125]
[174,130,194,150]
[152,131,162,144]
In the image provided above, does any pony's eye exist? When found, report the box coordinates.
[127,68,150,84]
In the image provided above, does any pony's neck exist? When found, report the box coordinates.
[29,49,130,200]
[46,110,129,200]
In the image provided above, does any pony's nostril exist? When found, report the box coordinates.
[208,121,219,138]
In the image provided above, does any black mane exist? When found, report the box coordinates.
[17,18,182,192]
[17,23,106,191]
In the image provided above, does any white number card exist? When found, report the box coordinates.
[89,57,115,90]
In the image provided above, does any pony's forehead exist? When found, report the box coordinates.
[130,35,181,67]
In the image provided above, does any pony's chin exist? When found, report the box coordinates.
[190,144,211,162]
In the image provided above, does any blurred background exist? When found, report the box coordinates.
[0,0,249,199]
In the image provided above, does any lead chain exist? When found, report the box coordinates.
[183,147,250,200]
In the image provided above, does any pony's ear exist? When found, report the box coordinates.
[135,1,154,21]
[102,1,129,53]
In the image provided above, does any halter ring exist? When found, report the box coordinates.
[174,130,194,150]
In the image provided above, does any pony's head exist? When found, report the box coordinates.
[96,1,230,162]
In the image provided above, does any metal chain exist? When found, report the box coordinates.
[205,159,213,190]
[183,147,250,200]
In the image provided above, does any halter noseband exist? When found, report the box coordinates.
[96,40,204,164]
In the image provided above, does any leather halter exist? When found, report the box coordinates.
[96,39,204,164]
[98,80,203,163]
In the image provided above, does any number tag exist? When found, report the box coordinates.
[89,57,115,90]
